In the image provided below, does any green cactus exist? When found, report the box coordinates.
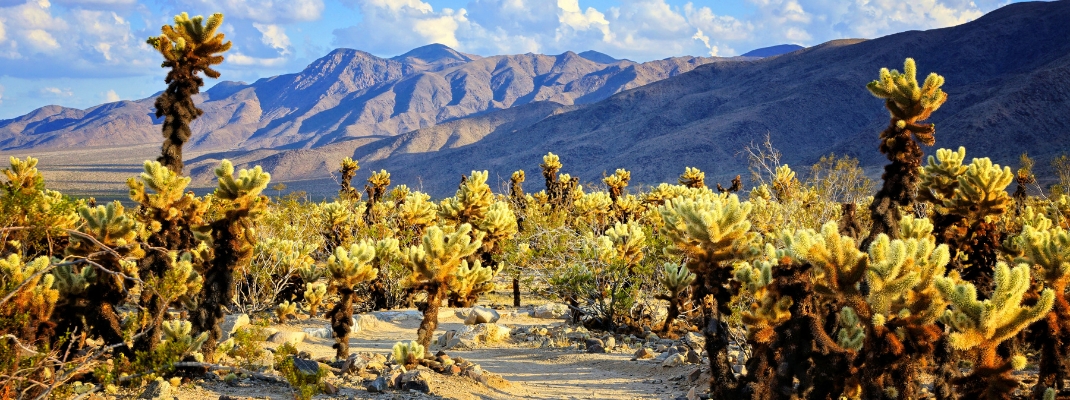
[785,222,868,301]
[364,169,391,205]
[656,262,695,334]
[276,300,298,322]
[146,251,203,310]
[338,157,361,201]
[596,221,646,267]
[402,224,484,347]
[2,156,43,195]
[147,12,231,174]
[160,319,209,359]
[836,307,865,352]
[397,191,437,234]
[191,159,270,359]
[863,58,947,249]
[450,260,497,307]
[304,282,327,319]
[392,340,425,370]
[324,241,380,358]
[439,170,494,225]
[679,167,705,189]
[604,169,631,202]
[1015,222,1070,395]
[0,254,58,342]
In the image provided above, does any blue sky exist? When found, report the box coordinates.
[0,0,1024,119]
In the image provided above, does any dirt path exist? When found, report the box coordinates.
[173,307,704,399]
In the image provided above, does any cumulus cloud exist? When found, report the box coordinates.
[41,87,73,97]
[104,89,119,102]
[170,0,325,24]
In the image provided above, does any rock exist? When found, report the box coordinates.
[458,323,510,344]
[683,332,705,350]
[303,326,331,339]
[533,303,568,319]
[465,306,501,325]
[687,386,699,400]
[399,370,431,392]
[688,369,703,383]
[373,310,423,322]
[605,336,616,350]
[322,381,338,395]
[686,350,702,364]
[268,331,306,346]
[662,353,687,367]
[365,376,388,393]
[645,332,660,341]
[733,365,747,375]
[585,338,606,353]
[290,357,321,377]
[220,314,249,340]
[139,378,173,399]
[655,344,669,353]
[633,347,656,360]
[352,314,381,331]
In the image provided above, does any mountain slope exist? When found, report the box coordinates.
[0,46,725,154]
[325,0,1070,196]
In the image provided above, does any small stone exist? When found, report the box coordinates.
[687,387,699,400]
[656,344,669,353]
[139,378,173,400]
[322,381,338,395]
[645,332,660,341]
[662,353,687,368]
[352,314,381,332]
[605,336,616,350]
[686,350,702,364]
[533,303,569,319]
[365,376,388,393]
[268,331,306,346]
[683,332,705,350]
[465,306,501,325]
[290,357,321,377]
[688,369,703,383]
[633,347,655,360]
[221,314,250,341]
[586,338,606,353]
[303,327,332,339]
[399,370,430,393]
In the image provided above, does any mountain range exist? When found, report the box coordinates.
[2,0,1069,198]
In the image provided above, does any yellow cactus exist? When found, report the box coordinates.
[304,282,327,318]
[679,167,706,189]
[658,194,759,270]
[392,340,425,369]
[397,191,438,229]
[785,222,868,299]
[866,58,947,146]
[596,221,646,267]
[327,241,378,289]
[276,300,298,322]
[450,260,497,304]
[439,170,494,224]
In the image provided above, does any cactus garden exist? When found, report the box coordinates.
[4,4,1070,400]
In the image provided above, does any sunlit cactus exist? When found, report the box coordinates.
[2,156,44,195]
[365,169,391,205]
[147,251,203,310]
[477,201,518,251]
[657,262,695,334]
[402,224,484,347]
[1015,222,1070,395]
[275,300,298,322]
[327,242,378,288]
[658,194,759,270]
[866,233,950,322]
[213,160,271,204]
[596,221,646,267]
[302,283,327,319]
[771,164,798,201]
[147,12,231,173]
[540,152,562,182]
[785,222,868,298]
[604,169,631,202]
[864,58,947,248]
[398,191,437,233]
[68,201,141,252]
[510,170,526,206]
[946,158,1014,222]
[736,258,792,343]
[574,191,614,227]
[161,319,209,358]
[0,254,59,342]
[450,260,497,306]
[392,340,425,370]
[936,263,1052,397]
[338,157,361,201]
[678,167,705,189]
[919,147,968,204]
[439,170,494,224]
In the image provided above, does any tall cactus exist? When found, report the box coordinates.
[1016,223,1070,396]
[191,160,270,358]
[0,254,58,343]
[338,157,361,202]
[864,58,947,248]
[323,241,377,359]
[146,12,231,174]
[401,224,483,347]
[657,262,695,334]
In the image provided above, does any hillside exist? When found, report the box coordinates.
[293,0,1069,196]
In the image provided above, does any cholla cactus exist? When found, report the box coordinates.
[439,170,494,225]
[836,307,865,351]
[596,221,646,267]
[604,169,630,202]
[338,157,360,201]
[402,224,484,347]
[866,233,950,323]
[863,58,947,248]
[147,251,203,310]
[397,191,437,234]
[540,152,562,183]
[0,254,58,342]
[936,263,1052,397]
[392,341,425,370]
[324,241,379,358]
[574,191,614,227]
[3,156,44,195]
[450,260,497,307]
[918,147,968,205]
[191,159,270,358]
[127,161,206,229]
[476,201,518,253]
[679,167,705,189]
[276,300,298,322]
[364,169,391,205]
[657,262,695,334]
[786,222,867,299]
[304,282,327,318]
[945,158,1014,222]
[1015,222,1070,394]
[160,319,209,359]
[771,164,798,201]
[659,194,758,271]
[321,201,357,250]
[147,12,231,174]
[736,258,792,343]
[510,170,526,209]
[68,201,140,252]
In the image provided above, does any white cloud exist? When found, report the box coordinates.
[692,28,717,56]
[41,87,73,97]
[171,0,325,23]
[52,0,137,9]
[253,23,291,54]
[104,89,119,102]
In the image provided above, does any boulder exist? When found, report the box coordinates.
[365,376,388,393]
[662,353,687,368]
[303,326,332,339]
[399,370,431,392]
[464,306,501,325]
[633,347,656,360]
[683,332,705,351]
[220,314,249,340]
[268,331,306,346]
[533,303,568,319]
[352,314,381,331]
[585,338,606,353]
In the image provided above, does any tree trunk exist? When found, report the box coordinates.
[326,288,355,359]
[513,277,521,307]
